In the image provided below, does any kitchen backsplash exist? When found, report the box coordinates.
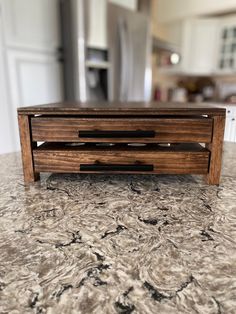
[153,75,236,103]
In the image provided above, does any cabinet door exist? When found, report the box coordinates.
[1,0,60,51]
[225,116,236,142]
[157,0,236,24]
[87,0,137,49]
[230,117,236,142]
[109,0,137,10]
[224,117,232,141]
[87,0,107,49]
[7,50,63,150]
[217,16,236,74]
[182,19,219,75]
[0,0,63,152]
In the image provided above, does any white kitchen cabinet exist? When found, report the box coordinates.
[157,0,236,23]
[224,106,236,142]
[87,0,108,49]
[7,50,63,150]
[1,0,60,51]
[215,15,236,74]
[0,0,63,153]
[161,18,219,76]
[225,116,236,142]
[87,0,137,50]
[180,18,219,75]
[109,0,137,11]
[159,18,220,76]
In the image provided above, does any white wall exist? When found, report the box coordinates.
[157,0,236,23]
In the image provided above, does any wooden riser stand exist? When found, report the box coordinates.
[18,102,226,185]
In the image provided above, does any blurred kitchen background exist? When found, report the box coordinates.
[1,0,236,154]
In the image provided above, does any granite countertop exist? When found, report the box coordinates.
[0,143,236,314]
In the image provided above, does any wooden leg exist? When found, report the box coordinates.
[18,114,39,183]
[206,115,225,185]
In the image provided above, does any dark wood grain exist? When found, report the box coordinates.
[17,102,226,185]
[31,117,213,143]
[206,115,225,185]
[33,143,210,175]
[18,114,39,183]
[17,101,226,116]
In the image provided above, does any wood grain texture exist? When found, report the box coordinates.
[33,143,210,175]
[18,114,39,183]
[31,117,213,143]
[18,101,226,116]
[206,115,226,185]
[17,102,226,184]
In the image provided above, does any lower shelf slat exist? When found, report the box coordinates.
[33,143,210,175]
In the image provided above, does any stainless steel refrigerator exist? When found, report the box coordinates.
[108,3,152,102]
[60,0,152,102]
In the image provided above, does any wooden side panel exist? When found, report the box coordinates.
[31,117,213,143]
[206,115,225,185]
[33,146,210,175]
[18,114,39,183]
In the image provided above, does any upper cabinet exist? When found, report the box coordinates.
[160,16,236,76]
[180,18,219,75]
[109,0,137,11]
[87,0,108,49]
[155,1,236,76]
[224,106,236,142]
[158,18,219,76]
[87,0,137,50]
[1,0,60,51]
[157,0,236,23]
[216,16,236,74]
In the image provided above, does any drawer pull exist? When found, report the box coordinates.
[78,130,155,138]
[80,164,154,172]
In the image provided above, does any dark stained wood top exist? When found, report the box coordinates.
[17,101,226,116]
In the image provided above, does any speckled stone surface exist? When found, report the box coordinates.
[0,143,236,314]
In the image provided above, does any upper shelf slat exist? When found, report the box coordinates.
[17,102,226,116]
